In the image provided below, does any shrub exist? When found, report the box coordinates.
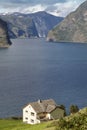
[70,105,79,114]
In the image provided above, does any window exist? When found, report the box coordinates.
[31,112,35,116]
[31,119,34,123]
[25,117,28,120]
[25,110,28,113]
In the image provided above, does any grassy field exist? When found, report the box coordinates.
[1,107,87,130]
[0,119,55,130]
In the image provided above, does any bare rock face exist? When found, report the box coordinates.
[0,19,11,47]
[0,11,63,38]
[47,0,87,43]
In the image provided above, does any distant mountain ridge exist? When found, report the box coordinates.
[47,0,87,43]
[0,11,63,38]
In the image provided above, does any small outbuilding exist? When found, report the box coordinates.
[23,99,65,124]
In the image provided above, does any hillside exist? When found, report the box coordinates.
[0,107,87,130]
[27,11,63,37]
[55,107,87,130]
[0,19,11,47]
[47,0,87,43]
[0,14,38,38]
[0,11,63,38]
[0,119,53,130]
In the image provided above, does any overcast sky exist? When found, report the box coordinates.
[0,0,86,16]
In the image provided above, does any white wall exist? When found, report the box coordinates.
[23,104,40,124]
[46,113,51,119]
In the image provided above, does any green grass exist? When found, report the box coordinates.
[0,119,54,130]
[0,108,87,130]
[1,107,87,130]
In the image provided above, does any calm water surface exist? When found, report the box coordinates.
[0,38,87,117]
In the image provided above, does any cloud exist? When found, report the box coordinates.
[46,0,86,16]
[19,4,47,14]
[1,0,66,5]
[0,3,47,14]
[0,0,86,16]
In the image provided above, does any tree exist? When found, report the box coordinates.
[60,104,66,116]
[70,105,79,114]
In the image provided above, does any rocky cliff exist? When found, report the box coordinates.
[0,19,11,47]
[0,11,63,38]
[47,0,87,43]
[28,11,63,37]
[0,13,38,38]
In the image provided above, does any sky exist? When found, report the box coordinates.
[0,0,86,16]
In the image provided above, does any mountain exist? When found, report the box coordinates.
[0,19,11,47]
[27,11,63,37]
[0,11,63,38]
[0,13,38,38]
[47,0,87,43]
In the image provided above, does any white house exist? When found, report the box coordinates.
[23,99,65,124]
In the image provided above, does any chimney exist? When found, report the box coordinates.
[38,99,42,103]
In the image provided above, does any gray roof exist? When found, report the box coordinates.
[29,99,57,113]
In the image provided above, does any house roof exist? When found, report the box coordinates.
[29,99,57,113]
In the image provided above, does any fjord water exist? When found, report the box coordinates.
[0,38,87,117]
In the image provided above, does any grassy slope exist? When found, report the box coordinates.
[0,119,54,130]
[1,107,87,130]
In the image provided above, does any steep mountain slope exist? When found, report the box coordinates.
[0,14,38,38]
[47,0,87,43]
[0,19,11,47]
[0,11,63,38]
[28,11,63,37]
